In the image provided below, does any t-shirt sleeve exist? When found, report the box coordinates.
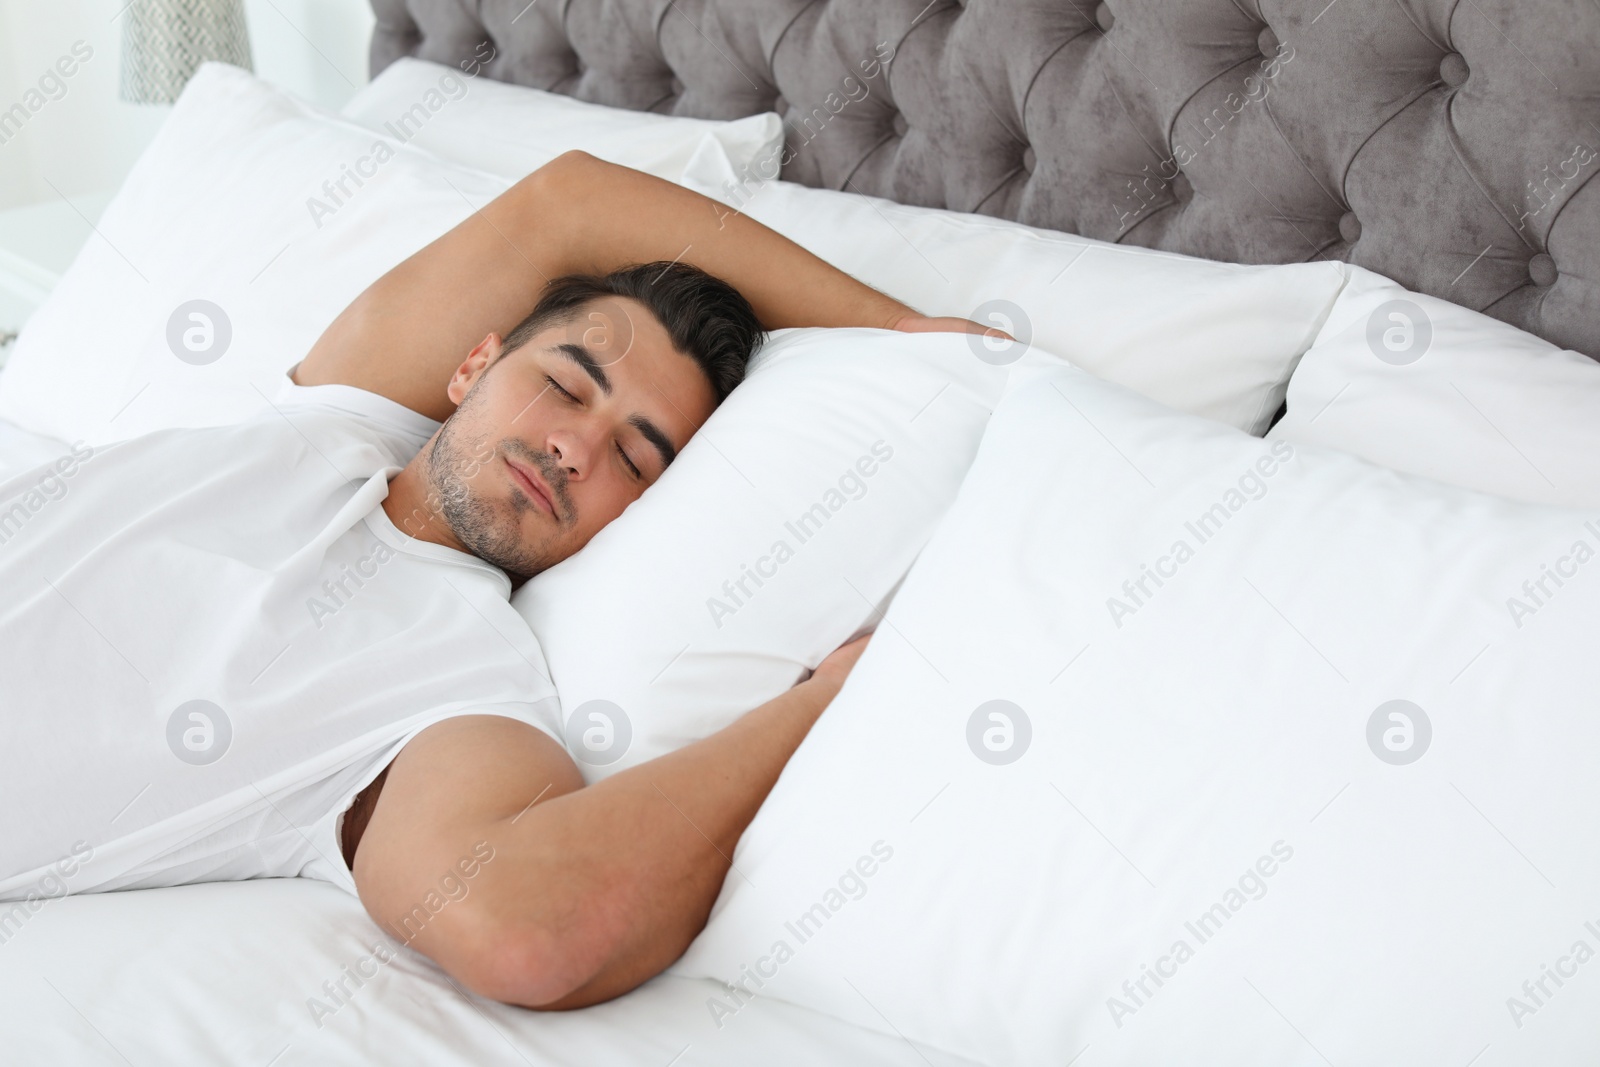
[302,695,566,898]
[273,364,442,462]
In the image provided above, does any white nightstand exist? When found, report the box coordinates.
[0,191,115,366]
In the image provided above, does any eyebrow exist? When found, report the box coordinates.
[630,413,677,469]
[552,342,677,469]
[555,343,612,396]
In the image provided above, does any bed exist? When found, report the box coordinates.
[3,1,1599,1063]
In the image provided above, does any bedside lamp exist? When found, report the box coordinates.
[119,0,253,104]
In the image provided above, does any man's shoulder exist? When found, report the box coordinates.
[267,364,442,465]
[279,364,441,442]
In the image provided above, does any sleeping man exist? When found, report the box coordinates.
[0,151,986,1007]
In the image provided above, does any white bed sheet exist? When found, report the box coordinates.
[0,877,975,1066]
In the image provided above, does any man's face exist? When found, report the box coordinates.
[415,296,716,578]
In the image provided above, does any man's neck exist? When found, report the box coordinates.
[382,457,466,554]
[383,448,530,591]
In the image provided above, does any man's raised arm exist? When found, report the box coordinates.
[294,151,918,420]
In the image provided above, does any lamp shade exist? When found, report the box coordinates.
[120,0,253,104]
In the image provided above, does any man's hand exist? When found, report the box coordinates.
[810,632,872,693]
[890,313,1015,343]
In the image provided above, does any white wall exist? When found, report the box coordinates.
[0,0,374,211]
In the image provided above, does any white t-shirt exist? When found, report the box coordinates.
[0,374,562,903]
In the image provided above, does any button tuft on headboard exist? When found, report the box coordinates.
[1094,4,1114,33]
[1439,53,1470,88]
[1529,253,1558,287]
[1338,212,1362,244]
[1257,27,1279,59]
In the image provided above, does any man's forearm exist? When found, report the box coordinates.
[517,674,837,1009]
[537,151,914,332]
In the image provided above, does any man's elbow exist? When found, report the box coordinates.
[547,148,600,172]
[518,149,604,200]
[448,915,597,1009]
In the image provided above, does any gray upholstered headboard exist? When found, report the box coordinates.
[370,0,1600,359]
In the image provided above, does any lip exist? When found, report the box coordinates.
[504,455,556,517]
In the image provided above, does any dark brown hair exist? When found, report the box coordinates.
[501,261,763,402]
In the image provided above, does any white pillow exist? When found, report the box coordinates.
[683,168,1348,434]
[676,359,1600,1064]
[1269,265,1600,507]
[0,63,513,445]
[0,418,68,478]
[340,57,783,187]
[511,327,1015,782]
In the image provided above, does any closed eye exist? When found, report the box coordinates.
[616,442,641,480]
[544,375,578,403]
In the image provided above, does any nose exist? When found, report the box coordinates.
[545,425,595,481]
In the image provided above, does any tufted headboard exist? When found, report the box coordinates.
[370,0,1600,358]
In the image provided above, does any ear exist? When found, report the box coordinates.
[447,333,505,406]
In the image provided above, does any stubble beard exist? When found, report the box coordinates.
[425,379,572,579]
